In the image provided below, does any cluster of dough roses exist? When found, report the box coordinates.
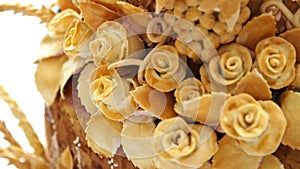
[34,0,300,169]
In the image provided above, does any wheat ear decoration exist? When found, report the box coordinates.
[0,85,46,160]
[0,3,55,23]
[0,121,22,149]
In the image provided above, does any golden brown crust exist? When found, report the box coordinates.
[45,77,136,169]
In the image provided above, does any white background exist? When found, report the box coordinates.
[0,0,54,168]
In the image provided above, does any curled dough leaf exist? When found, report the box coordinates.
[85,113,122,157]
[234,68,272,100]
[237,13,276,50]
[79,0,121,31]
[255,37,296,89]
[280,91,300,150]
[35,55,68,106]
[212,135,262,169]
[144,45,186,92]
[258,155,284,169]
[130,84,177,119]
[121,115,156,169]
[153,117,218,168]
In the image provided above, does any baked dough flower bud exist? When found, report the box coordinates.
[47,9,80,37]
[90,21,144,66]
[255,37,296,89]
[153,117,218,169]
[221,93,287,156]
[63,20,94,58]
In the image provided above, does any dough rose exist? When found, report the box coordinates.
[174,78,227,125]
[90,21,144,65]
[220,93,287,156]
[204,43,252,93]
[153,117,218,169]
[63,20,94,58]
[89,65,137,120]
[141,45,186,92]
[255,37,296,89]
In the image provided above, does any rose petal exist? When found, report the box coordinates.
[289,64,300,89]
[280,28,300,63]
[280,91,300,150]
[77,63,98,114]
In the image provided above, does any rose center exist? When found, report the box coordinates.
[226,56,242,72]
[152,52,171,73]
[267,54,286,74]
[162,130,197,158]
[234,104,269,139]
